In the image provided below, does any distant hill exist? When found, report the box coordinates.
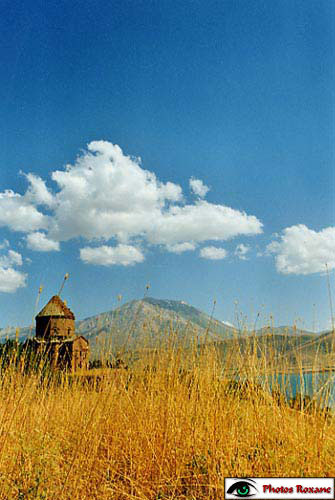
[210,333,317,365]
[76,297,238,354]
[0,325,32,343]
[0,297,323,360]
[281,329,335,368]
[255,325,316,337]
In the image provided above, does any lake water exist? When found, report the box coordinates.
[262,372,335,408]
[234,371,335,408]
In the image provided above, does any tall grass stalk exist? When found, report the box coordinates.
[0,324,334,499]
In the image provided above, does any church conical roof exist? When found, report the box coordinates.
[36,295,75,320]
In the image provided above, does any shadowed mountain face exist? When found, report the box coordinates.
[281,330,335,368]
[0,297,323,359]
[210,334,317,366]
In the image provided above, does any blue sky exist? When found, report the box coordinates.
[0,0,334,331]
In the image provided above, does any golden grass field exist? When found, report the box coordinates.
[0,333,334,500]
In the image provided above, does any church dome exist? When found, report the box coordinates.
[36,295,75,320]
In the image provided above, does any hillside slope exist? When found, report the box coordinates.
[0,297,322,361]
[76,297,237,354]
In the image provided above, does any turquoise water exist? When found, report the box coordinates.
[234,371,335,408]
[262,372,335,408]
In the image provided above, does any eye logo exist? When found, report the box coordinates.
[227,479,258,498]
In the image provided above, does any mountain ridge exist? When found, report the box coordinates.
[0,297,319,347]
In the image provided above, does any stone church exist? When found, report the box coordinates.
[33,295,89,371]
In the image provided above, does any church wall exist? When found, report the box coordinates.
[36,317,75,339]
[35,317,51,339]
[35,297,89,372]
[72,337,89,371]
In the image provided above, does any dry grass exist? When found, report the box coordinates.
[0,332,334,500]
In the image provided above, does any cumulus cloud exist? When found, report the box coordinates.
[0,190,48,232]
[0,247,26,293]
[189,177,210,198]
[47,141,183,242]
[165,242,196,253]
[148,201,262,245]
[0,249,23,267]
[80,244,145,266]
[200,246,227,260]
[26,232,60,252]
[267,224,335,275]
[23,173,55,207]
[0,268,26,293]
[235,243,250,260]
[1,141,263,264]
[0,239,9,250]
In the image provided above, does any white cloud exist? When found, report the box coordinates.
[48,141,183,242]
[46,142,261,246]
[148,201,262,245]
[26,232,60,252]
[235,243,250,260]
[80,244,145,266]
[0,190,48,232]
[267,224,335,275]
[0,239,9,250]
[189,177,210,198]
[23,173,55,207]
[1,141,263,265]
[0,247,26,293]
[165,242,196,253]
[0,268,26,293]
[200,246,227,260]
[0,249,23,267]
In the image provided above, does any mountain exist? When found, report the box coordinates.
[281,329,335,368]
[255,325,316,337]
[75,297,238,354]
[72,298,320,356]
[210,333,317,364]
[0,297,323,361]
[0,325,31,342]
